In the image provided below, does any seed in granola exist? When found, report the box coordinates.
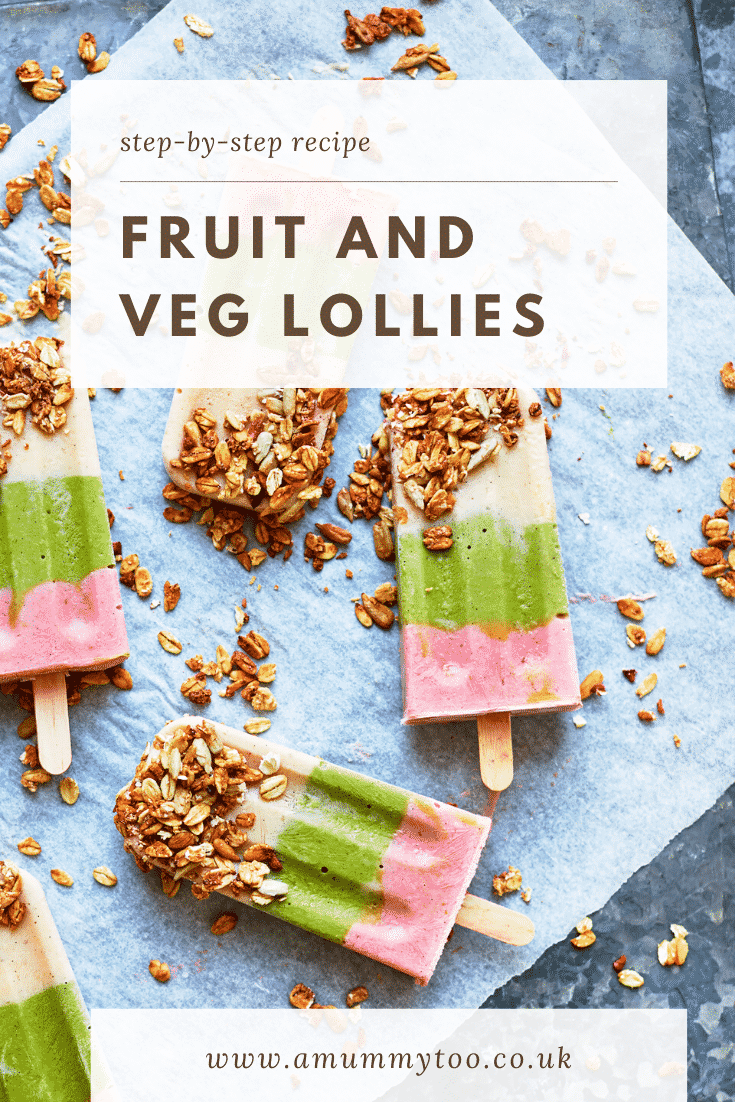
[579,670,605,700]
[211,912,238,935]
[158,630,183,655]
[17,837,41,856]
[149,959,171,982]
[50,868,73,887]
[93,866,117,887]
[59,777,79,805]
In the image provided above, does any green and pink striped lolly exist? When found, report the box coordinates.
[116,717,533,985]
[0,862,117,1101]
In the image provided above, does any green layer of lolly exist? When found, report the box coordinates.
[267,762,409,943]
[0,982,90,1102]
[0,475,114,617]
[396,515,569,634]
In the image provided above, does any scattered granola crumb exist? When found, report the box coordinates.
[92,866,117,887]
[17,837,41,857]
[719,361,735,389]
[617,969,644,988]
[580,670,605,699]
[622,669,637,683]
[520,888,532,904]
[289,983,315,1009]
[346,985,369,1008]
[673,733,681,748]
[59,777,79,805]
[493,866,522,896]
[163,580,181,612]
[612,955,626,972]
[174,36,185,53]
[210,912,238,935]
[149,959,171,982]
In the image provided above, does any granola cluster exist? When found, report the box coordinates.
[343,7,424,50]
[167,389,348,557]
[114,720,288,905]
[0,861,26,928]
[0,338,73,474]
[388,387,533,521]
[691,504,735,598]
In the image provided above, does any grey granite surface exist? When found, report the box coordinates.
[490,0,734,292]
[693,0,735,296]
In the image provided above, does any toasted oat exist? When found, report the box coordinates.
[720,477,735,509]
[721,361,735,389]
[636,449,651,467]
[163,581,181,612]
[134,567,153,598]
[645,628,666,655]
[149,959,171,982]
[211,912,238,935]
[244,719,271,735]
[158,630,183,655]
[571,930,596,949]
[626,624,646,647]
[109,666,133,690]
[617,598,644,620]
[59,777,79,805]
[635,673,657,698]
[617,969,644,988]
[654,539,676,566]
[17,715,37,738]
[50,868,73,887]
[174,36,185,53]
[17,837,41,857]
[346,985,369,1008]
[21,768,52,792]
[184,13,214,36]
[670,442,701,462]
[259,774,287,800]
[580,670,605,700]
[93,866,117,887]
[492,866,522,896]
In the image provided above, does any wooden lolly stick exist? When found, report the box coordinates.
[477,711,513,791]
[456,894,534,945]
[33,672,72,775]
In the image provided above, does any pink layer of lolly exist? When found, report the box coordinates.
[343,799,490,985]
[401,615,580,724]
[0,567,128,681]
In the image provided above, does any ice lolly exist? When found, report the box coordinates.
[0,338,129,773]
[114,716,533,985]
[388,387,581,790]
[0,860,117,1101]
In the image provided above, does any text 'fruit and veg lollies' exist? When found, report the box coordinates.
[388,387,581,791]
[115,717,534,986]
[0,860,118,1101]
[0,339,128,773]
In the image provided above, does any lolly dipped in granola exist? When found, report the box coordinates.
[162,388,348,554]
[0,338,128,773]
[0,861,117,1101]
[114,717,534,986]
[387,387,580,791]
